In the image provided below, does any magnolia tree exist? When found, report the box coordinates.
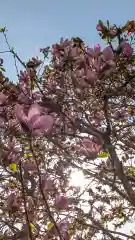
[0,20,135,240]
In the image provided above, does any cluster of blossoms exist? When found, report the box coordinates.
[0,20,135,240]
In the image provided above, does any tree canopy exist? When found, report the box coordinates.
[0,20,135,239]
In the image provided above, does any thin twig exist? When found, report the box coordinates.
[29,138,63,240]
[19,160,33,240]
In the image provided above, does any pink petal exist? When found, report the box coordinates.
[93,58,101,72]
[28,103,41,121]
[86,47,95,56]
[0,93,7,105]
[14,104,28,124]
[61,39,69,48]
[123,43,133,57]
[94,44,101,56]
[86,70,97,84]
[78,68,85,77]
[94,144,101,152]
[12,198,19,208]
[82,138,93,149]
[96,24,103,31]
[102,47,113,61]
[32,115,54,134]
[81,138,101,155]
[78,147,90,157]
[30,115,40,126]
[70,47,79,57]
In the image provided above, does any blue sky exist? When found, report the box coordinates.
[0,0,135,81]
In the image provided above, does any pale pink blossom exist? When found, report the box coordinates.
[123,42,133,57]
[14,103,54,135]
[94,44,101,56]
[102,46,114,61]
[0,93,7,105]
[86,70,98,84]
[96,24,103,31]
[76,138,101,157]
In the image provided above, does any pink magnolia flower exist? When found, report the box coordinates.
[19,70,29,83]
[117,41,133,57]
[83,138,101,151]
[96,24,103,31]
[60,38,70,48]
[52,39,69,58]
[55,194,68,210]
[86,70,98,84]
[123,42,133,57]
[8,152,20,165]
[52,44,60,57]
[14,103,54,135]
[76,138,101,158]
[93,57,102,72]
[86,47,95,56]
[86,45,101,59]
[102,47,114,62]
[0,93,7,105]
[2,141,20,166]
[94,44,101,56]
[70,46,79,57]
